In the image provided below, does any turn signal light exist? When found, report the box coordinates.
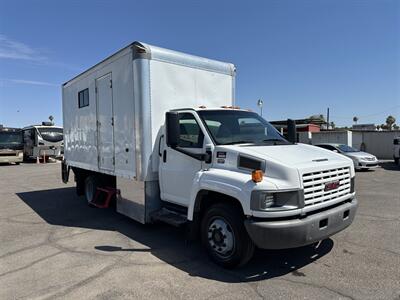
[252,170,264,183]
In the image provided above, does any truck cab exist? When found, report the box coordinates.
[157,107,357,267]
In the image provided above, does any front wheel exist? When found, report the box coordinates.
[201,203,255,268]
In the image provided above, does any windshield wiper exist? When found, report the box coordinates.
[262,139,290,145]
[221,140,255,145]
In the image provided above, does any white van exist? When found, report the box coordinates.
[62,41,357,267]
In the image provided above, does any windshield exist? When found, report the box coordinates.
[38,127,63,143]
[337,144,358,153]
[198,110,289,145]
[0,131,23,145]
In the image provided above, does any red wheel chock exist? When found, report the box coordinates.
[90,187,120,208]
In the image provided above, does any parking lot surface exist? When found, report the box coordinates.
[0,162,399,299]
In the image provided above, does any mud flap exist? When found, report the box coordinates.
[61,160,70,183]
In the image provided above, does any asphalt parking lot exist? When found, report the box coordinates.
[0,162,399,299]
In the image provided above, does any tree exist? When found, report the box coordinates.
[385,115,396,130]
[309,114,326,125]
[330,122,335,130]
[353,116,358,124]
[48,115,54,125]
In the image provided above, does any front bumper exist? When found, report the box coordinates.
[356,161,379,169]
[244,198,358,249]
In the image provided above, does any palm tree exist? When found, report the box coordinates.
[330,122,335,130]
[386,115,396,130]
[353,116,358,124]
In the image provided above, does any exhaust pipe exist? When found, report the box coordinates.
[287,119,297,143]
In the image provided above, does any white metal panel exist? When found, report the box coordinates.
[117,177,145,223]
[147,60,233,178]
[96,73,114,171]
[62,51,136,178]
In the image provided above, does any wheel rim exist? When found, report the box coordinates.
[207,217,235,258]
[85,179,94,203]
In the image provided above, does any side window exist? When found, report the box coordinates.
[78,88,89,108]
[178,113,204,148]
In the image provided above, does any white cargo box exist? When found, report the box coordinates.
[62,41,235,181]
[62,42,235,223]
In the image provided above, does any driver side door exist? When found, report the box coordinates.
[159,112,204,207]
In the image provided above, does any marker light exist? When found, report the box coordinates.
[251,170,264,183]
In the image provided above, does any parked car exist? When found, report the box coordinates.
[394,137,400,165]
[315,143,378,170]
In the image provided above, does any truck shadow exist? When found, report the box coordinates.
[16,187,334,283]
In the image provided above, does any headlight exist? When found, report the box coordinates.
[251,190,302,211]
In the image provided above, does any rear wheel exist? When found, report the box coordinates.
[84,175,99,206]
[201,203,254,268]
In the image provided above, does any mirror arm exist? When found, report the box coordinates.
[173,146,208,161]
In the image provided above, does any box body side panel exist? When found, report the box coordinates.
[62,51,136,178]
[145,60,234,179]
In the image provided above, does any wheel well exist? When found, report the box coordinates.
[194,190,244,219]
[71,167,116,188]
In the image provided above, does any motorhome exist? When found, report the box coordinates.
[62,42,357,267]
[22,123,63,160]
[0,126,23,165]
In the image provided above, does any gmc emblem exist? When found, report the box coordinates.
[324,181,340,191]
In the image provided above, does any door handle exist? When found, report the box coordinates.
[158,135,164,157]
[163,150,167,163]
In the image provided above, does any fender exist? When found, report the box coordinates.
[187,168,278,220]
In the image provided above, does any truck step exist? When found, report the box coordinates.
[151,208,187,227]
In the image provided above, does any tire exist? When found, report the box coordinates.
[84,175,99,206]
[395,157,399,165]
[201,203,255,268]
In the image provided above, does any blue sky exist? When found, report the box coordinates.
[0,0,399,128]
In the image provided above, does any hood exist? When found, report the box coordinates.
[236,143,351,168]
[344,151,375,159]
[214,143,354,190]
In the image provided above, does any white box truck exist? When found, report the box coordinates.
[62,41,358,267]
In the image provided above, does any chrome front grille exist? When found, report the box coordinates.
[302,167,351,207]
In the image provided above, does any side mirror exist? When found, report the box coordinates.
[287,119,297,143]
[166,112,180,148]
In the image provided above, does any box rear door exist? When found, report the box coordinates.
[96,73,115,171]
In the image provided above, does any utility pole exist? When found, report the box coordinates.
[257,99,264,117]
[327,107,330,130]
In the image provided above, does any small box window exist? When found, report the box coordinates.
[78,88,89,108]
